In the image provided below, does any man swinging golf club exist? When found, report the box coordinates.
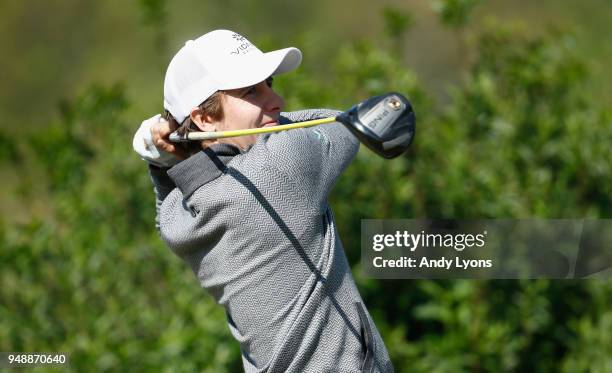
[133,29,412,372]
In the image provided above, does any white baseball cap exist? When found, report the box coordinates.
[164,29,302,123]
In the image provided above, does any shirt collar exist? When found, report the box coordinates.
[167,143,243,199]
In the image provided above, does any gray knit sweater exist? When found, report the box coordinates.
[148,109,393,372]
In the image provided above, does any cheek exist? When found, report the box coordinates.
[230,103,263,127]
[220,94,268,131]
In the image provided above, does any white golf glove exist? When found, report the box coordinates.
[132,114,181,168]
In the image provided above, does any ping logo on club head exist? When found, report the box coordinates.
[361,95,406,137]
[367,109,390,130]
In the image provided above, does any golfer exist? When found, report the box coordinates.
[133,29,393,372]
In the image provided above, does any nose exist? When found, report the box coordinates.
[263,84,284,114]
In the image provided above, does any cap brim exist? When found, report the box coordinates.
[267,47,302,76]
[217,47,302,90]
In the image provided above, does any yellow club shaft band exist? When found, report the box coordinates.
[185,116,338,140]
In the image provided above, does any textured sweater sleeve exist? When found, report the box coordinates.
[148,164,176,232]
[268,109,360,211]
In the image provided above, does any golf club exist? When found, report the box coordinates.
[169,92,416,158]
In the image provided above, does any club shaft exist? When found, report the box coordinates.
[181,116,337,140]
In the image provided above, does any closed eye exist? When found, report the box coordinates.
[240,77,273,98]
[241,85,257,98]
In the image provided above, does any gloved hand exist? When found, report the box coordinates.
[132,114,188,167]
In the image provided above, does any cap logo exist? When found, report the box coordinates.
[230,32,254,55]
[231,33,245,42]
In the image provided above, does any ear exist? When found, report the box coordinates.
[189,108,218,132]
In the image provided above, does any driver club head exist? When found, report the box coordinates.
[335,92,416,158]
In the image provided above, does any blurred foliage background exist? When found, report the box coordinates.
[1,0,611,372]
